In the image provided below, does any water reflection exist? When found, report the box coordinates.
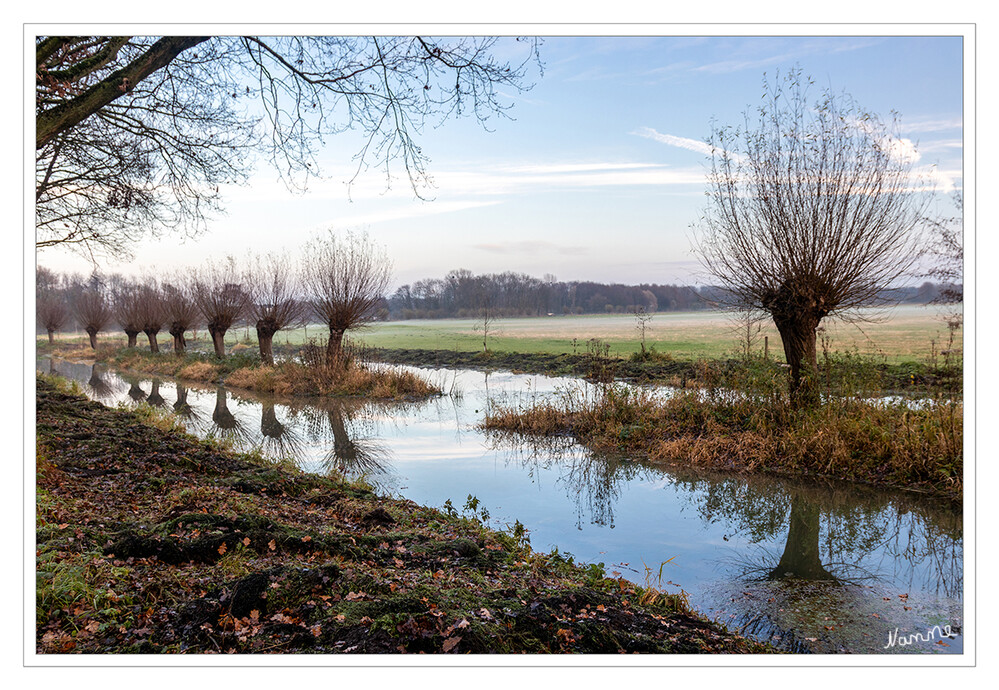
[259,401,305,461]
[146,379,166,408]
[86,364,116,402]
[127,379,146,403]
[37,356,964,654]
[211,387,254,447]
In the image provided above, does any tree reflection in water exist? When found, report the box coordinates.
[320,403,390,482]
[485,430,651,531]
[258,401,305,462]
[86,364,116,402]
[487,432,962,598]
[126,378,146,403]
[210,387,253,448]
[146,379,166,407]
[172,384,206,434]
[287,398,392,488]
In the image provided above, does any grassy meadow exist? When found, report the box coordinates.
[355,304,962,363]
[39,304,962,365]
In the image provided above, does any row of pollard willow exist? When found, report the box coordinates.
[64,230,392,366]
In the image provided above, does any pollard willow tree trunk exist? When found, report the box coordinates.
[144,328,160,353]
[256,320,279,366]
[764,287,825,408]
[85,327,99,350]
[170,326,187,355]
[325,326,347,364]
[125,330,139,348]
[208,325,227,358]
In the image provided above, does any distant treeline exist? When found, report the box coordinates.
[36,264,960,334]
[386,269,959,320]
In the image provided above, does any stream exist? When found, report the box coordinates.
[37,356,964,655]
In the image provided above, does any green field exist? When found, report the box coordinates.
[344,304,963,363]
[42,304,963,364]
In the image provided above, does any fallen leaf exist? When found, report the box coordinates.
[217,542,227,556]
[268,539,276,551]
[442,636,462,653]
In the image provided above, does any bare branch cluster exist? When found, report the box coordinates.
[694,69,931,403]
[37,293,69,343]
[74,288,112,349]
[35,35,541,260]
[246,252,306,364]
[162,278,201,354]
[302,230,392,362]
[192,257,252,358]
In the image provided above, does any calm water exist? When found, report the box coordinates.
[38,356,964,655]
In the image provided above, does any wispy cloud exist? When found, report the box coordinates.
[689,38,882,75]
[631,127,714,157]
[471,241,588,256]
[902,117,963,134]
[498,162,663,175]
[322,200,502,228]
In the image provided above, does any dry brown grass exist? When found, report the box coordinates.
[225,366,296,396]
[483,383,962,498]
[176,361,220,382]
[273,360,439,399]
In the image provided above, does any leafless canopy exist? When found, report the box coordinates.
[162,277,200,355]
[136,282,166,352]
[112,281,145,347]
[923,192,963,307]
[192,257,251,358]
[247,252,306,365]
[37,292,69,343]
[695,70,930,400]
[302,230,392,361]
[35,36,541,260]
[75,289,112,349]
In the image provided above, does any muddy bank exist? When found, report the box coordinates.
[35,375,776,655]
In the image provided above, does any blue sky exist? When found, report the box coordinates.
[38,33,966,289]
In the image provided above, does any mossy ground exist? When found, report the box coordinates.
[35,375,776,655]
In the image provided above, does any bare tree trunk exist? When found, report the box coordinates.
[171,328,186,355]
[47,330,55,344]
[125,330,139,348]
[208,325,226,358]
[261,402,284,438]
[768,496,834,581]
[86,328,98,350]
[325,327,346,365]
[173,384,188,411]
[773,315,820,408]
[257,323,277,365]
[145,330,160,353]
[212,387,236,429]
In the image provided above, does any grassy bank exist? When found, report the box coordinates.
[368,347,961,397]
[482,377,962,501]
[39,341,440,401]
[34,375,774,655]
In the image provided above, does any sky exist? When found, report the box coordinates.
[33,32,967,291]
